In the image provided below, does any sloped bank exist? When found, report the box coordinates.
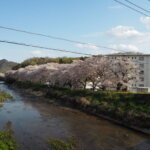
[6,79,150,135]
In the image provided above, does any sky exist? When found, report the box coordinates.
[0,0,150,62]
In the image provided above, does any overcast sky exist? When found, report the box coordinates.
[0,0,150,62]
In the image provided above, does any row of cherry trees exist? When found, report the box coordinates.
[5,57,139,91]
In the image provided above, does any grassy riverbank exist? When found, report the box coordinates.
[0,130,17,150]
[8,81,150,129]
[46,87,150,129]
[0,91,13,102]
[0,91,16,150]
[48,137,83,150]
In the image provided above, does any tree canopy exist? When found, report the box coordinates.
[12,57,86,70]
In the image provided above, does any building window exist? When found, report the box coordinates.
[139,84,144,87]
[140,77,144,81]
[132,84,137,87]
[139,70,144,75]
[140,64,144,68]
[139,56,144,61]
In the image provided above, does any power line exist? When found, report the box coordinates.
[0,25,127,53]
[1,40,150,65]
[113,0,150,17]
[0,40,93,56]
[124,0,150,14]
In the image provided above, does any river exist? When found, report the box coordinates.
[0,82,149,150]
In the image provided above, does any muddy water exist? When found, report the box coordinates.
[0,82,149,150]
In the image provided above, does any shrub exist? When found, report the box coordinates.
[48,137,83,150]
[0,91,13,102]
[0,130,17,150]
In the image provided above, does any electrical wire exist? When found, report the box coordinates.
[124,0,150,14]
[0,40,93,56]
[1,39,150,65]
[0,25,128,53]
[113,0,150,17]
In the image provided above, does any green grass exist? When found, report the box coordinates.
[48,139,73,150]
[0,91,13,102]
[45,87,150,128]
[48,137,83,150]
[52,88,150,116]
[0,130,17,150]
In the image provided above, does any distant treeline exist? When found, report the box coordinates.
[13,57,87,70]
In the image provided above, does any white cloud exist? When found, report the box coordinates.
[140,17,150,30]
[107,25,143,40]
[79,23,150,54]
[76,43,99,50]
[30,50,45,57]
[110,44,139,52]
[76,43,100,55]
[106,25,150,53]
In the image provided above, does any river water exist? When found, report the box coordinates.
[0,82,149,150]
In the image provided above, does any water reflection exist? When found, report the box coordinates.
[128,141,150,150]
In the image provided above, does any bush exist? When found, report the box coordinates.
[0,130,17,150]
[48,137,83,150]
[0,91,13,102]
[12,57,86,70]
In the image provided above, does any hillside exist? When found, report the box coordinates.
[12,57,86,70]
[0,59,18,73]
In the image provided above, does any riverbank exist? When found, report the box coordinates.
[0,130,17,150]
[0,90,13,102]
[6,80,150,135]
[0,89,17,150]
[1,82,150,150]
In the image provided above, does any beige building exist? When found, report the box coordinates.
[107,53,150,92]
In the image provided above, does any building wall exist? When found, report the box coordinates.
[144,56,150,87]
[108,55,150,88]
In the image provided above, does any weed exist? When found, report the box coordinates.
[0,130,17,150]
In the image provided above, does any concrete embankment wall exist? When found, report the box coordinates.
[0,73,5,81]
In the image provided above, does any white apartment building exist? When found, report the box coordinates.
[107,53,150,92]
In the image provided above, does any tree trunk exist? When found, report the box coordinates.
[117,83,122,91]
[101,86,106,91]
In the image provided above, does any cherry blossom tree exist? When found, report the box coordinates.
[85,57,114,90]
[111,57,140,91]
[5,56,139,91]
